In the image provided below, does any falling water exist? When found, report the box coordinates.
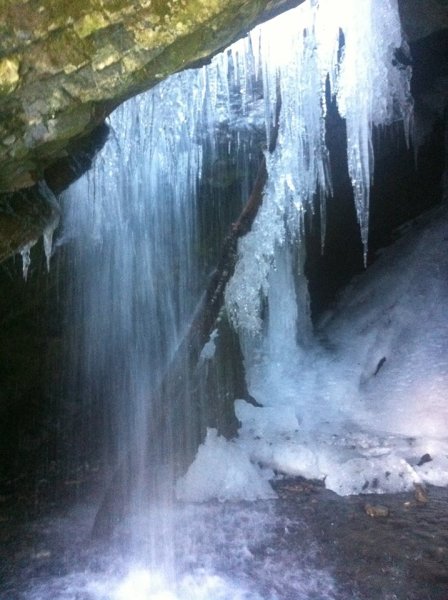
[63,70,211,564]
[62,26,266,568]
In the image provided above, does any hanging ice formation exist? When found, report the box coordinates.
[19,181,60,280]
[225,0,413,332]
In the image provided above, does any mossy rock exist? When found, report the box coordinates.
[0,0,277,194]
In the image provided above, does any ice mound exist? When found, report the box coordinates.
[176,429,276,502]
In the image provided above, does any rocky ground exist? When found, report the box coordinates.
[272,479,448,599]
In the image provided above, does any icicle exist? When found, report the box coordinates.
[44,207,60,271]
[225,4,331,331]
[20,240,37,281]
[37,181,61,272]
[331,0,413,262]
[43,221,57,272]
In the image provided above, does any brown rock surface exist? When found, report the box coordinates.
[0,0,305,194]
[1,0,447,196]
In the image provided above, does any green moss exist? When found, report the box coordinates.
[86,22,134,55]
[0,57,20,95]
[3,3,40,38]
[147,0,179,19]
[121,0,267,95]
[104,23,135,53]
[42,104,94,147]
[0,24,20,57]
[44,0,103,24]
[100,0,137,18]
[74,11,110,39]
[0,161,37,191]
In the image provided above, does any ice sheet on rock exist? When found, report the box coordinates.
[199,328,219,362]
[235,400,299,437]
[324,455,420,496]
[415,454,448,488]
[175,207,447,500]
[175,429,276,502]
[320,206,448,441]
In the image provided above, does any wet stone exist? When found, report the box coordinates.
[1,480,448,599]
[364,503,390,518]
[417,453,432,466]
[414,483,429,504]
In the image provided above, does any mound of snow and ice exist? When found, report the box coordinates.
[180,205,448,499]
[176,429,276,502]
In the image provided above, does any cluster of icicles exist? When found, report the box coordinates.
[43,0,412,335]
[20,182,60,280]
[223,0,413,333]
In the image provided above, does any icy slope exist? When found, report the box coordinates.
[180,205,448,499]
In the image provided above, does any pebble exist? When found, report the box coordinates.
[364,503,390,518]
[414,483,428,505]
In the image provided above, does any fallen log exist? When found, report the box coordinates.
[172,94,281,364]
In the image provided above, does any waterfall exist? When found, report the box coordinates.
[62,26,264,566]
[63,70,211,562]
[62,0,412,575]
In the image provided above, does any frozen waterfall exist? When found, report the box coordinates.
[63,0,419,515]
[225,0,412,332]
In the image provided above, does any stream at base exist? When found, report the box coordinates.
[1,481,447,600]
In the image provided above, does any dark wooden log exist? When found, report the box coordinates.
[176,94,281,359]
[148,93,281,461]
